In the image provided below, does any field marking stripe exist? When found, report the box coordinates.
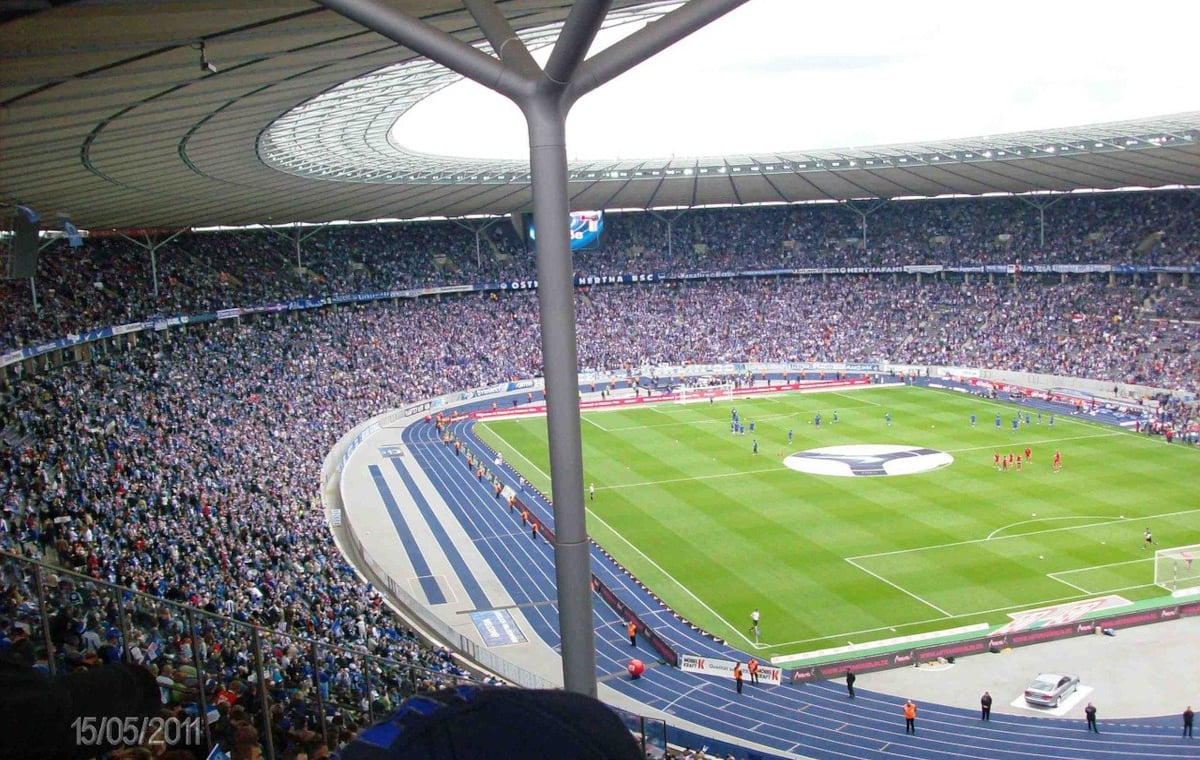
[593,418,731,433]
[487,418,785,645]
[987,515,1114,540]
[588,433,1129,491]
[949,430,1123,454]
[483,388,1182,652]
[1045,573,1093,594]
[586,409,798,434]
[582,415,612,433]
[1052,557,1154,575]
[598,467,781,492]
[848,507,1200,561]
[926,386,1183,447]
[1047,557,1156,594]
[584,508,757,646]
[843,557,952,617]
[765,581,1162,651]
[485,428,551,482]
[830,391,879,407]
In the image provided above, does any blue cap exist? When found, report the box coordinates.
[335,686,640,760]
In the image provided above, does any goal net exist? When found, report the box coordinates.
[675,382,735,405]
[1154,544,1200,596]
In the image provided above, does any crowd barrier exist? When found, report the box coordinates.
[0,550,477,760]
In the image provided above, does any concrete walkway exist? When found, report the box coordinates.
[857,615,1200,722]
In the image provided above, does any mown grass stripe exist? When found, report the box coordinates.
[475,386,1200,655]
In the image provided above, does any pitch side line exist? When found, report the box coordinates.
[591,417,731,433]
[949,430,1123,454]
[582,415,613,433]
[920,388,1180,445]
[486,429,551,483]
[843,557,952,617]
[589,409,799,434]
[489,421,1165,651]
[830,391,880,407]
[485,401,1182,653]
[584,508,756,646]
[849,506,1200,561]
[764,580,1162,651]
[481,425,756,645]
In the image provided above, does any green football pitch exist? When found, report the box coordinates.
[474,385,1200,659]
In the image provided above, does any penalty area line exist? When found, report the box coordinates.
[851,506,1200,561]
[1046,572,1093,594]
[844,557,951,617]
[764,581,1162,651]
[987,514,1117,541]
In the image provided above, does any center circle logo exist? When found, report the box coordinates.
[783,444,953,477]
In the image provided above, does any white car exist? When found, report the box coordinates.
[1024,673,1080,707]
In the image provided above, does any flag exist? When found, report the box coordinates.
[62,221,83,247]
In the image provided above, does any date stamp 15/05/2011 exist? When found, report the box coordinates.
[72,715,203,748]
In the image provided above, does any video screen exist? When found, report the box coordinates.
[525,210,604,252]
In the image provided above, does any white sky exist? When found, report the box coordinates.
[396,0,1198,161]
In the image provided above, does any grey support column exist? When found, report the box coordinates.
[317,0,750,697]
[522,93,595,694]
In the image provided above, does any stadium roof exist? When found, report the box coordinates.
[2,1,1200,231]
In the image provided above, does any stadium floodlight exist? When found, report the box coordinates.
[1154,545,1200,597]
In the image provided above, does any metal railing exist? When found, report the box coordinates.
[0,550,479,759]
[321,407,556,690]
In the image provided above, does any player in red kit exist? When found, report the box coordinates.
[1052,450,1062,472]
[1024,447,1032,462]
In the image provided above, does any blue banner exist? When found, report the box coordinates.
[6,263,1198,369]
[468,609,527,647]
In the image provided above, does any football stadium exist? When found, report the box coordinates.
[2,2,1200,759]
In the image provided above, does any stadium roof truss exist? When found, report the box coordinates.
[1,1,1199,230]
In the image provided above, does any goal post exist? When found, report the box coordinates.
[675,382,735,405]
[1153,544,1200,596]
